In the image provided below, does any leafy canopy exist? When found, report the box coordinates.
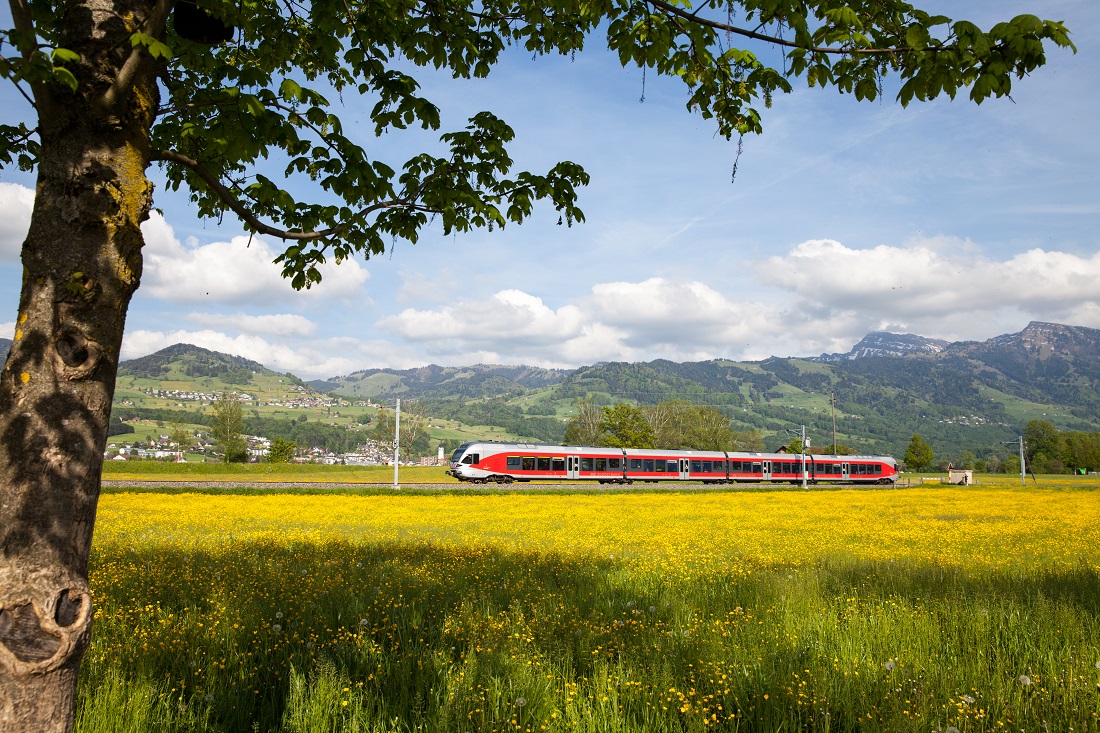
[0,0,1074,287]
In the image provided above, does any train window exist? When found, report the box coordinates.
[507,456,521,469]
[629,458,643,470]
[691,461,702,472]
[714,460,725,471]
[462,453,480,465]
[522,457,536,470]
[537,457,551,471]
[552,457,565,471]
[815,462,824,472]
[752,462,762,473]
[667,461,678,473]
[608,457,621,469]
[595,458,607,471]
[702,461,712,472]
[728,461,740,472]
[870,464,880,475]
[655,460,665,473]
[580,457,593,471]
[643,459,654,472]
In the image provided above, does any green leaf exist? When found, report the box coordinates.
[51,48,80,64]
[51,66,78,91]
[130,32,173,60]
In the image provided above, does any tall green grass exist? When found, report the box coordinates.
[74,491,1100,732]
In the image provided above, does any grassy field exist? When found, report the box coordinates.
[101,460,457,484]
[76,483,1100,732]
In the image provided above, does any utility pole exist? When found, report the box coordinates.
[831,392,837,455]
[393,398,401,489]
[786,425,809,490]
[1018,434,1025,485]
[1002,435,1026,485]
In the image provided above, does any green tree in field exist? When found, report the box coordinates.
[734,428,766,452]
[1024,419,1065,473]
[600,404,656,449]
[0,0,1074,726]
[642,400,695,449]
[371,403,430,461]
[904,434,935,471]
[211,392,247,464]
[564,397,606,446]
[683,406,736,451]
[268,437,297,464]
[1063,431,1100,473]
[168,420,192,454]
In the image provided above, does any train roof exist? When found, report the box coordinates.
[453,442,895,463]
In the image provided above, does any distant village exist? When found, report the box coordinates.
[107,430,447,466]
[141,384,364,410]
[107,384,447,466]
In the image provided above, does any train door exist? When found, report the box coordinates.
[567,455,580,480]
[842,462,850,481]
[762,460,772,481]
[679,458,690,480]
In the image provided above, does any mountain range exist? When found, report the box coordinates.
[5,322,1099,459]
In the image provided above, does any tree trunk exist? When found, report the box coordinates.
[0,1,157,728]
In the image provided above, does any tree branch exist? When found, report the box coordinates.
[99,0,174,114]
[6,0,50,113]
[0,52,38,108]
[152,148,443,242]
[645,0,916,56]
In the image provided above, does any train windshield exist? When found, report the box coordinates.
[450,442,475,464]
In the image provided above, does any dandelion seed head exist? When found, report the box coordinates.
[205,693,214,703]
[271,624,282,633]
[946,727,961,733]
[885,660,896,671]
[275,611,283,618]
[515,697,527,707]
[360,618,369,626]
[1019,674,1032,686]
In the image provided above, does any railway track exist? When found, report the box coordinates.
[100,480,896,491]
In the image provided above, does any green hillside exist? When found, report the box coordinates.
[107,323,1100,465]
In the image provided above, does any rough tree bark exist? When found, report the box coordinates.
[0,0,158,729]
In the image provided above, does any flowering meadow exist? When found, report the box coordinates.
[78,486,1100,732]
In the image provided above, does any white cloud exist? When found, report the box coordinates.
[586,278,775,349]
[0,183,34,260]
[377,279,791,366]
[381,289,586,347]
[186,312,317,338]
[0,320,13,339]
[761,238,1100,348]
[140,212,370,305]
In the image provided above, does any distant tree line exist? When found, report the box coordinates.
[1020,419,1100,474]
[562,399,765,452]
[422,399,566,443]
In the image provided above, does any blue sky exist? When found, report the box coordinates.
[2,0,1098,379]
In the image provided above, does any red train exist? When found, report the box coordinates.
[447,441,899,485]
